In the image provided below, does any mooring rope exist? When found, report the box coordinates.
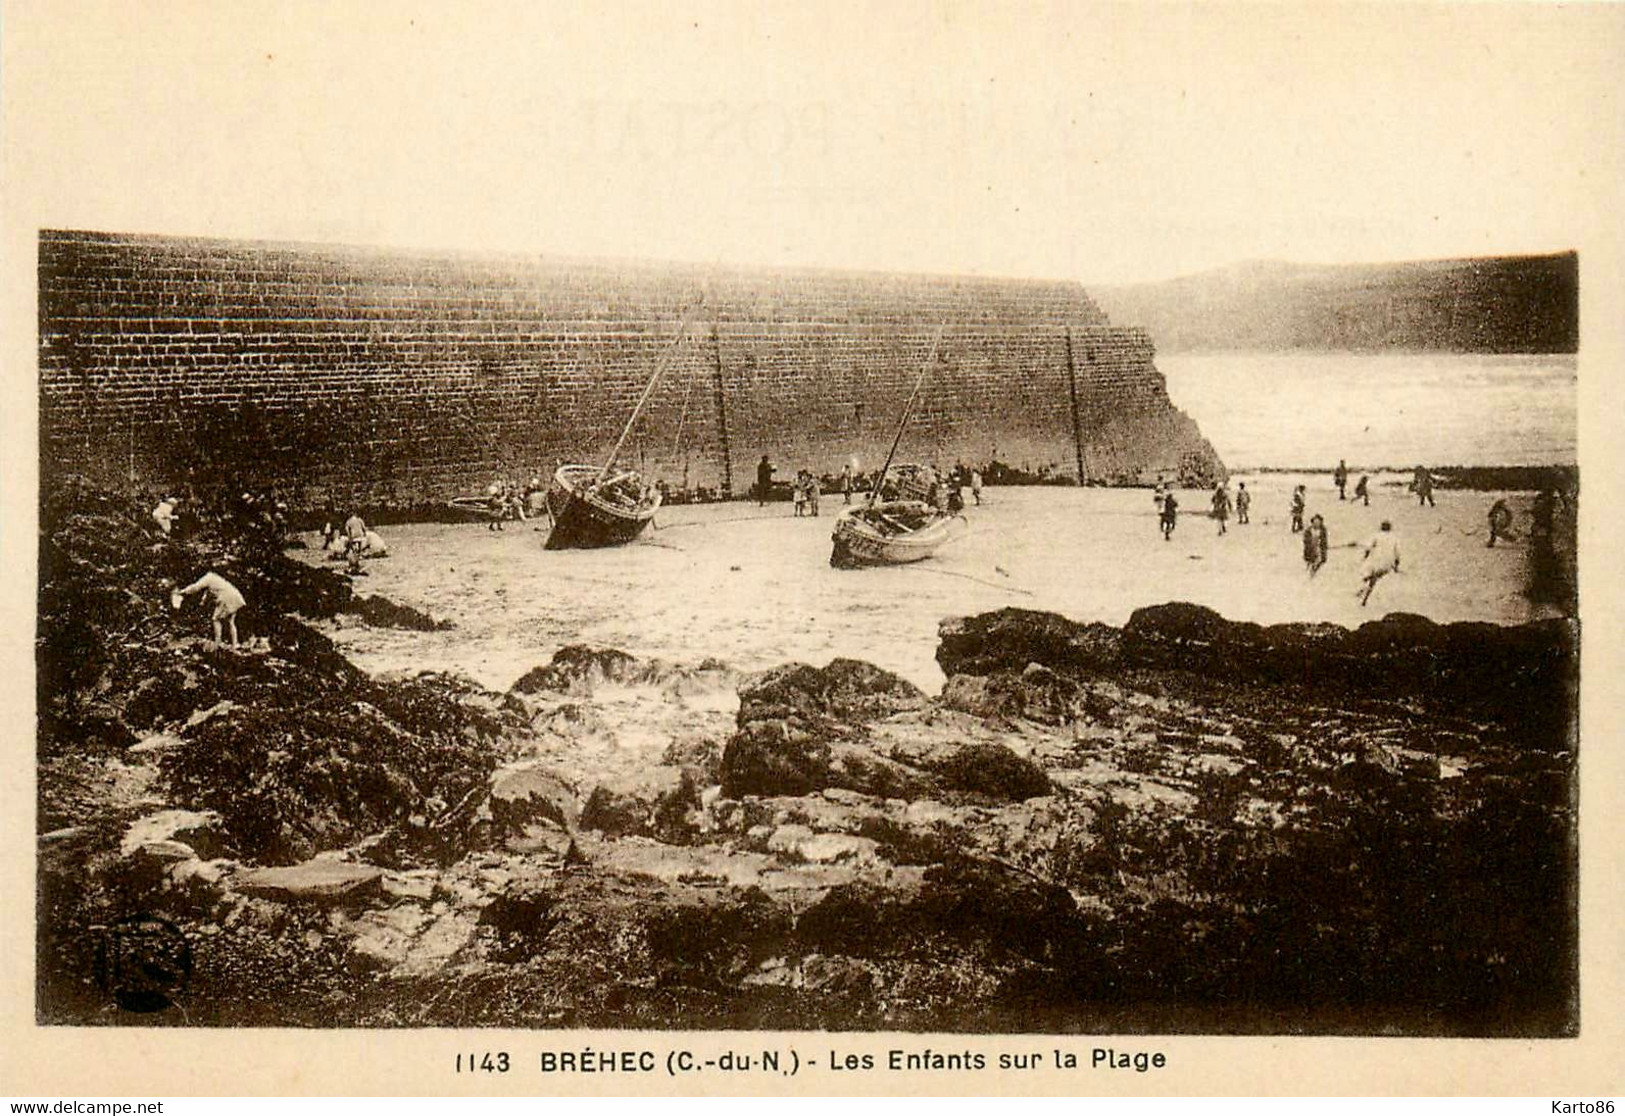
[898,564,1036,596]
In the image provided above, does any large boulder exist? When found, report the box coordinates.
[488,763,579,832]
[721,660,931,799]
[939,663,1098,726]
[721,728,928,800]
[1122,602,1268,676]
[740,660,926,724]
[580,765,703,841]
[937,608,1121,678]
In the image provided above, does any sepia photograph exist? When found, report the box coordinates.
[4,0,1622,1098]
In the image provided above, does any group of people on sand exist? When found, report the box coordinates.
[151,485,292,544]
[321,505,389,573]
[485,475,547,529]
[1333,459,1372,506]
[1308,469,1417,605]
[1154,476,1252,539]
[792,469,822,517]
[758,455,984,516]
[1297,474,1398,602]
[1152,471,1402,606]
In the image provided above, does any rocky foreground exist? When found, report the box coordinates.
[37,481,1577,1034]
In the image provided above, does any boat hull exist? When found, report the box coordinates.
[829,503,959,568]
[544,465,661,550]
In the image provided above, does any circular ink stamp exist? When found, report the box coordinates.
[95,913,193,1013]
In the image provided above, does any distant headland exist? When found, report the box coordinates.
[1092,252,1578,354]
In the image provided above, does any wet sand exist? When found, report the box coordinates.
[297,476,1544,692]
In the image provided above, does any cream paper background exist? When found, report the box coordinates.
[2,0,1621,1096]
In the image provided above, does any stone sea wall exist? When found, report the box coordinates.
[39,230,1222,507]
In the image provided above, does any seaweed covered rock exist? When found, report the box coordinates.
[158,681,514,864]
[741,659,927,724]
[937,608,1122,678]
[644,886,793,986]
[928,742,1052,801]
[794,858,1082,965]
[489,763,580,832]
[580,765,703,841]
[721,728,928,800]
[721,660,930,799]
[510,646,641,694]
[1120,602,1578,734]
[1122,602,1267,676]
[939,663,1097,726]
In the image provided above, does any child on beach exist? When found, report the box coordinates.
[1235,482,1250,524]
[1290,485,1306,533]
[793,472,807,517]
[1356,521,1401,607]
[344,510,369,573]
[806,472,820,517]
[1211,482,1231,536]
[1160,491,1178,540]
[1354,475,1370,506]
[172,570,247,650]
[1304,513,1328,576]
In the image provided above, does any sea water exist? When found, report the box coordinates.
[1157,351,1577,470]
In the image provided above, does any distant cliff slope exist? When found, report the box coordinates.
[1092,252,1577,353]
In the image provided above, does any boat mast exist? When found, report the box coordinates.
[870,326,944,507]
[596,304,702,483]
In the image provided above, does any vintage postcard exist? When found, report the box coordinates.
[2,0,1621,1098]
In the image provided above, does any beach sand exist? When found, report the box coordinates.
[299,475,1548,692]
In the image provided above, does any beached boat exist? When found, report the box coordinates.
[889,462,938,503]
[831,327,961,568]
[447,494,510,521]
[830,499,960,567]
[543,464,661,549]
[544,305,699,550]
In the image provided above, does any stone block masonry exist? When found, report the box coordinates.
[38,230,1223,509]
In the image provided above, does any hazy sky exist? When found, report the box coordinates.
[5,1,1623,284]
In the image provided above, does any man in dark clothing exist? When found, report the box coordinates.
[1335,460,1348,500]
[1160,491,1178,541]
[756,456,774,507]
[1413,466,1435,508]
[1354,475,1370,506]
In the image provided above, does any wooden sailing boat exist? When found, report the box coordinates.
[544,307,699,550]
[830,328,963,568]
